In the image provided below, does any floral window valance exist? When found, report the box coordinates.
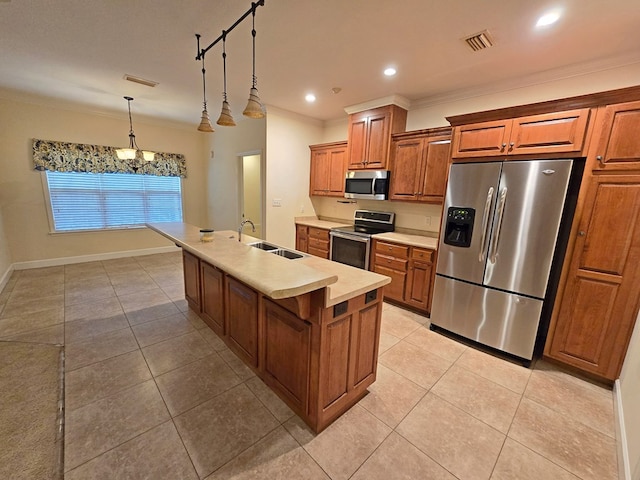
[32,139,187,178]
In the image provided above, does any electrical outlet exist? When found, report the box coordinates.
[272,198,282,207]
[300,204,305,213]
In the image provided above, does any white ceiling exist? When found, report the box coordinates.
[1,0,639,126]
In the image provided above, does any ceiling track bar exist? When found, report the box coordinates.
[195,0,266,60]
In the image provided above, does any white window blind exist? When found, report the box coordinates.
[45,171,183,232]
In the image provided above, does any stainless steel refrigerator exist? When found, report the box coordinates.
[431,159,575,361]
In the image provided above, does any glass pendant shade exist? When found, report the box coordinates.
[116,147,136,160]
[243,87,264,118]
[142,151,155,161]
[216,100,236,126]
[198,106,215,132]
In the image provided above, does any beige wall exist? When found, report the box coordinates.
[0,209,11,285]
[619,312,640,480]
[0,94,208,264]
[265,107,323,248]
[242,154,263,238]
[204,117,266,232]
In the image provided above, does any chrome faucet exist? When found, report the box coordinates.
[238,219,256,241]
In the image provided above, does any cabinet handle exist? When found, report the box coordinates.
[508,142,515,151]
[501,143,507,150]
[579,231,586,236]
[596,155,604,166]
[418,192,423,195]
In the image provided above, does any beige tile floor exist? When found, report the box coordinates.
[0,251,619,480]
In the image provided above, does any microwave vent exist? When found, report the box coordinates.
[464,30,494,51]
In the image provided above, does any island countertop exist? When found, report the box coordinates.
[147,222,390,307]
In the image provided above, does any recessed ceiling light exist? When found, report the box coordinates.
[536,10,561,27]
[384,67,397,77]
[305,93,316,103]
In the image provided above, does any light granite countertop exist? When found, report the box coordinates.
[294,217,351,229]
[147,222,390,307]
[372,232,439,250]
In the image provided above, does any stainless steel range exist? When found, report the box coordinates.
[330,210,395,269]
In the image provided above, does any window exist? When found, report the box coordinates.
[44,171,183,232]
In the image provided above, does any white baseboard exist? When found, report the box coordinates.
[11,245,181,271]
[614,379,631,480]
[0,263,15,293]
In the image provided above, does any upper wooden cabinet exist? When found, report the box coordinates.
[451,108,591,160]
[347,105,407,169]
[591,100,640,171]
[309,142,348,197]
[389,128,452,204]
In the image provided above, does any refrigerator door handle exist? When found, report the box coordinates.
[478,187,495,262]
[489,187,508,264]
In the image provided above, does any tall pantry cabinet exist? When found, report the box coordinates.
[545,99,640,381]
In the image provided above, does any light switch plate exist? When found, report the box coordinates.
[272,198,282,207]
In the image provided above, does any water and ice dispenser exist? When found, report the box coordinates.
[444,207,475,247]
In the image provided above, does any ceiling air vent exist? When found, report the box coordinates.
[464,30,493,52]
[123,74,159,88]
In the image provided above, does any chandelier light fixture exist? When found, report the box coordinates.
[115,96,155,161]
[197,38,215,133]
[216,32,236,126]
[195,0,266,132]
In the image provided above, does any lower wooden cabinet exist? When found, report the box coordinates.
[371,240,435,314]
[296,225,331,259]
[226,277,260,368]
[263,299,311,413]
[182,250,201,311]
[180,250,384,433]
[545,173,640,381]
[200,262,225,335]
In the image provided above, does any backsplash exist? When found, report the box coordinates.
[310,197,442,235]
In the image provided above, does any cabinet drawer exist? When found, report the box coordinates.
[374,253,407,272]
[309,227,330,240]
[375,241,409,259]
[308,246,329,259]
[308,237,329,250]
[411,248,434,263]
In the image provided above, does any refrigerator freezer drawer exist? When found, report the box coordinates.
[431,275,543,360]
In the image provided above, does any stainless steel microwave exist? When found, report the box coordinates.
[344,170,390,200]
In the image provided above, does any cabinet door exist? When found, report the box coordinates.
[546,174,640,380]
[348,113,368,169]
[319,316,351,410]
[509,109,590,156]
[419,136,451,203]
[373,260,406,303]
[226,277,260,368]
[349,302,381,387]
[592,101,640,171]
[451,120,512,159]
[389,138,423,201]
[263,299,311,413]
[405,259,433,311]
[295,224,309,253]
[182,250,201,311]
[201,262,225,335]
[309,148,330,195]
[327,146,348,196]
[365,111,392,169]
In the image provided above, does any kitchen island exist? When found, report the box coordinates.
[147,222,390,433]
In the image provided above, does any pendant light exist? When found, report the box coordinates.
[243,3,265,119]
[115,96,155,161]
[216,31,236,126]
[197,38,215,132]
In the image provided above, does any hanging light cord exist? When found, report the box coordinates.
[201,55,208,109]
[125,96,138,149]
[222,31,228,101]
[251,7,257,89]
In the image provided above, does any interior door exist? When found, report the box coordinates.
[436,162,502,284]
[483,160,573,298]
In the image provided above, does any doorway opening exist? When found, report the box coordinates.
[238,151,264,239]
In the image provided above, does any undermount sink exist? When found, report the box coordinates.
[270,249,305,260]
[248,241,307,260]
[247,241,279,251]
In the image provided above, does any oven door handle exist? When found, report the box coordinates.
[330,231,370,243]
